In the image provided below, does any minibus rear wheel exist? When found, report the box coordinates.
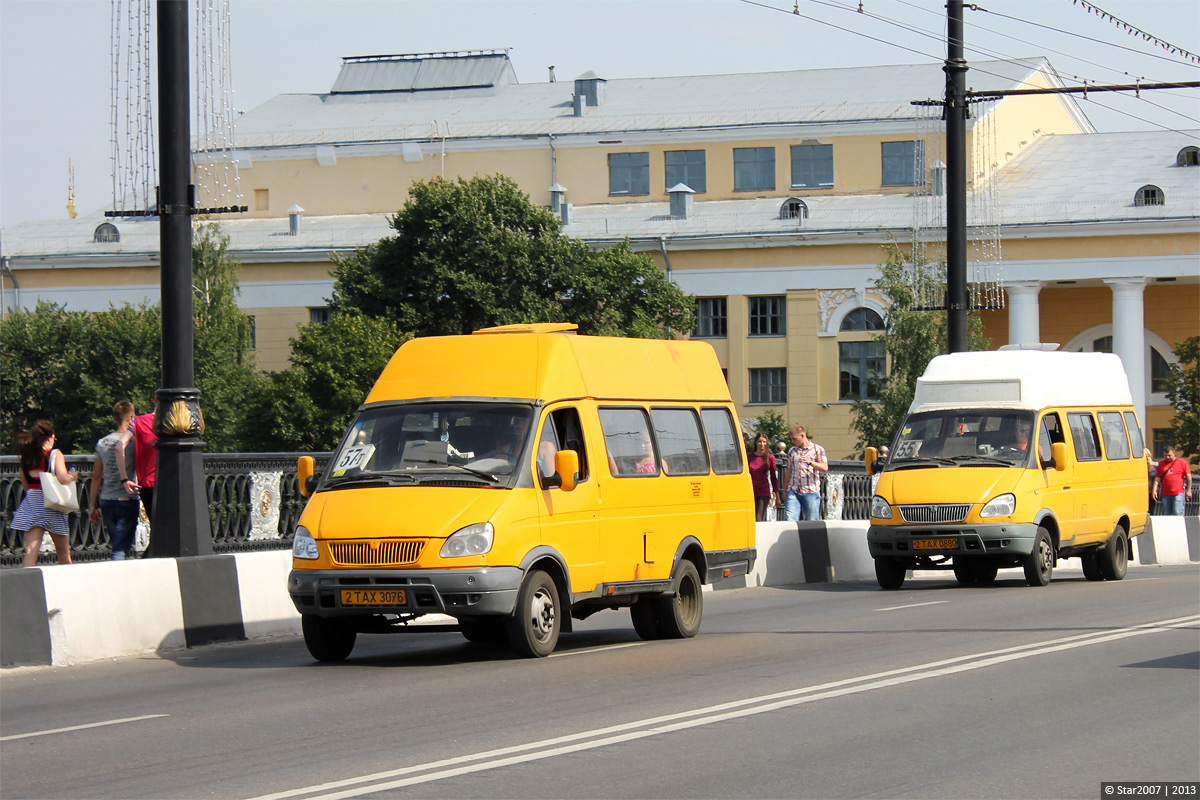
[1098,525,1128,581]
[302,615,356,662]
[630,600,661,640]
[656,560,703,639]
[508,570,560,657]
[1081,550,1104,581]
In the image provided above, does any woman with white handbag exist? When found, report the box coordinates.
[13,420,79,567]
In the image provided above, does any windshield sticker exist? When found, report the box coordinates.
[332,444,375,477]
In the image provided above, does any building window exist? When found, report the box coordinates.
[608,152,649,196]
[93,223,120,243]
[749,368,787,405]
[839,341,885,400]
[1134,185,1164,206]
[247,315,256,349]
[881,140,924,186]
[1093,335,1113,353]
[695,297,727,338]
[310,307,332,324]
[780,198,808,220]
[840,307,885,332]
[1176,146,1199,167]
[1151,347,1172,393]
[1152,428,1173,458]
[790,144,833,189]
[734,147,775,192]
[665,150,706,193]
[748,295,785,336]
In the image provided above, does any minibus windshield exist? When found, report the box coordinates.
[886,409,1037,469]
[322,402,535,488]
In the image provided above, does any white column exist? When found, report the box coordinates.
[1104,277,1147,427]
[1005,280,1042,346]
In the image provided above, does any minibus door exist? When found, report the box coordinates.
[1037,412,1077,545]
[535,409,600,594]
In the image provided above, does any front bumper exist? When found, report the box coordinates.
[867,522,1040,558]
[289,567,523,618]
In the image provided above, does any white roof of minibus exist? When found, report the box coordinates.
[911,350,1133,412]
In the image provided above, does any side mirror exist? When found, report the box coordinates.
[298,455,316,497]
[555,450,579,492]
[864,447,884,474]
[1050,442,1068,472]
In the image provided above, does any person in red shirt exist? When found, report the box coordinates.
[115,396,159,524]
[747,433,781,521]
[1152,446,1193,516]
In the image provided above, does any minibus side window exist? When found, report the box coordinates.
[651,407,710,476]
[1038,412,1064,467]
[1097,412,1131,460]
[1123,411,1145,457]
[541,407,589,483]
[701,407,744,475]
[599,407,660,477]
[1067,412,1102,461]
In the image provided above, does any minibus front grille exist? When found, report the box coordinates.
[329,539,426,567]
[899,504,971,524]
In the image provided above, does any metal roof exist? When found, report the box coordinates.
[329,51,516,94]
[230,57,1079,148]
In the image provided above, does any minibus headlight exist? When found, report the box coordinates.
[440,522,494,558]
[981,493,1016,518]
[871,496,893,519]
[292,526,319,560]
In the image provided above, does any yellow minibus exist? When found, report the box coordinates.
[288,323,756,659]
[865,347,1148,589]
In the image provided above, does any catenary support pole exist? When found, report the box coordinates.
[150,0,213,558]
[945,0,969,353]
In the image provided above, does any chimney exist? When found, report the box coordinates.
[287,204,304,235]
[560,202,573,225]
[572,92,586,117]
[574,71,607,108]
[668,183,694,219]
[548,183,566,214]
[548,65,556,83]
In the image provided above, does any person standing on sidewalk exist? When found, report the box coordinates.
[116,396,158,526]
[784,425,828,521]
[88,401,139,559]
[13,420,79,567]
[1152,445,1193,516]
[748,433,781,521]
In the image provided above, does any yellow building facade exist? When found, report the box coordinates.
[3,51,1197,458]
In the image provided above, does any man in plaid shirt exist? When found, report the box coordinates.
[784,425,828,521]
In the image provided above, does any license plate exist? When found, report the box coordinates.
[340,589,407,607]
[913,538,958,550]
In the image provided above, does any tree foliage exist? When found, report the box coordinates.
[331,175,695,338]
[1164,335,1199,459]
[742,409,790,452]
[850,242,990,456]
[243,313,411,452]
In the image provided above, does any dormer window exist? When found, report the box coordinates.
[1176,146,1199,167]
[780,197,809,220]
[93,223,120,243]
[1134,185,1164,206]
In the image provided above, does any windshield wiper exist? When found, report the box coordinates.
[411,460,500,483]
[325,473,418,489]
[888,456,956,469]
[946,454,1022,466]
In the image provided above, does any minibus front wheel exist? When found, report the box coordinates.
[302,614,357,662]
[874,557,906,590]
[1023,528,1054,587]
[508,570,560,658]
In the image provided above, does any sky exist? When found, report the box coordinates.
[1,0,1197,228]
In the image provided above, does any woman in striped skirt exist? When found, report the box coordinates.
[13,420,79,567]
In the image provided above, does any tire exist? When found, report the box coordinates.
[655,560,703,639]
[955,562,997,585]
[1023,527,1054,587]
[1098,525,1128,581]
[459,617,506,644]
[971,564,998,585]
[874,557,906,590]
[1081,550,1104,581]
[630,599,661,640]
[507,570,561,658]
[302,615,357,662]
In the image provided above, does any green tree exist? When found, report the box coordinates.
[245,313,411,452]
[332,175,695,338]
[1164,336,1199,459]
[850,242,990,456]
[742,409,789,452]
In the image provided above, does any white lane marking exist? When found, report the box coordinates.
[248,614,1199,800]
[876,600,949,612]
[549,642,646,658]
[0,714,168,742]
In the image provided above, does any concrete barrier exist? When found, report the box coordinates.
[3,517,1195,669]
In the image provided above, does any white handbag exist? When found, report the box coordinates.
[40,450,80,513]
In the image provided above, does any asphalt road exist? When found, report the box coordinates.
[2,564,1198,800]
